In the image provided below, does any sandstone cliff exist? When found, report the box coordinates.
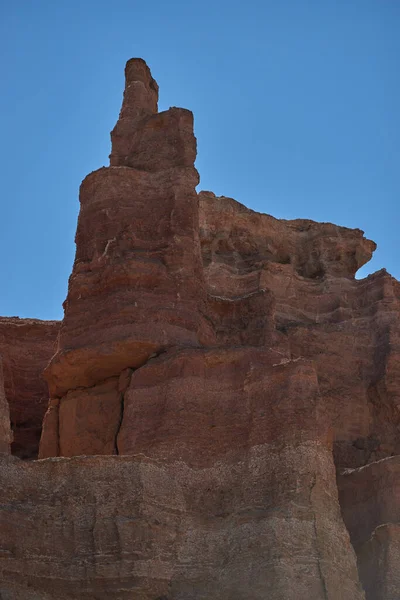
[0,317,59,458]
[0,58,398,600]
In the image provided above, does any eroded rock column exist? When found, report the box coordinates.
[39,59,214,458]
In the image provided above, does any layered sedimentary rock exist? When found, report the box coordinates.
[43,58,213,403]
[338,457,400,600]
[0,317,59,458]
[199,193,400,471]
[116,349,324,463]
[1,441,364,600]
[0,58,398,599]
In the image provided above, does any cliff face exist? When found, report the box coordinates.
[199,193,400,470]
[0,59,399,600]
[0,317,59,458]
[0,356,12,454]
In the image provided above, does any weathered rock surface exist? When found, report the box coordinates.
[0,450,364,600]
[117,349,327,464]
[199,193,400,471]
[0,59,398,598]
[0,358,12,454]
[199,191,376,286]
[0,317,59,458]
[338,457,400,599]
[43,61,213,402]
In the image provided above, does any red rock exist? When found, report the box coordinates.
[38,398,59,458]
[44,60,214,401]
[0,446,364,599]
[200,192,400,471]
[43,161,214,400]
[1,57,399,598]
[117,347,330,465]
[0,317,59,458]
[0,358,12,453]
[285,270,400,470]
[207,288,276,346]
[112,107,197,171]
[199,190,375,287]
[58,377,122,457]
[338,457,400,599]
[110,57,159,165]
[357,525,400,600]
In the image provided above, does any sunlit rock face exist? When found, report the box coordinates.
[0,58,398,599]
[42,60,213,404]
[199,193,400,472]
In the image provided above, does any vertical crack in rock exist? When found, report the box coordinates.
[55,399,60,457]
[114,391,125,457]
[0,356,12,454]
[113,351,169,455]
[114,367,133,455]
[310,473,329,600]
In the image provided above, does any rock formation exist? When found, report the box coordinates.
[0,356,12,454]
[0,58,398,599]
[338,457,400,600]
[0,317,59,458]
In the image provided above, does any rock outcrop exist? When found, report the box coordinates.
[43,58,213,403]
[0,448,364,600]
[0,357,12,454]
[0,59,398,599]
[339,457,400,600]
[199,193,400,471]
[0,317,59,458]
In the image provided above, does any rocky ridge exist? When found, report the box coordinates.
[0,58,398,599]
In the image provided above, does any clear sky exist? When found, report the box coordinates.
[1,1,398,320]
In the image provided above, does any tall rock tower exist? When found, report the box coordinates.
[40,60,215,456]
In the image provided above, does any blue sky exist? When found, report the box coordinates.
[1,1,398,320]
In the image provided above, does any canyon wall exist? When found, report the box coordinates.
[0,58,398,599]
[0,317,59,458]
